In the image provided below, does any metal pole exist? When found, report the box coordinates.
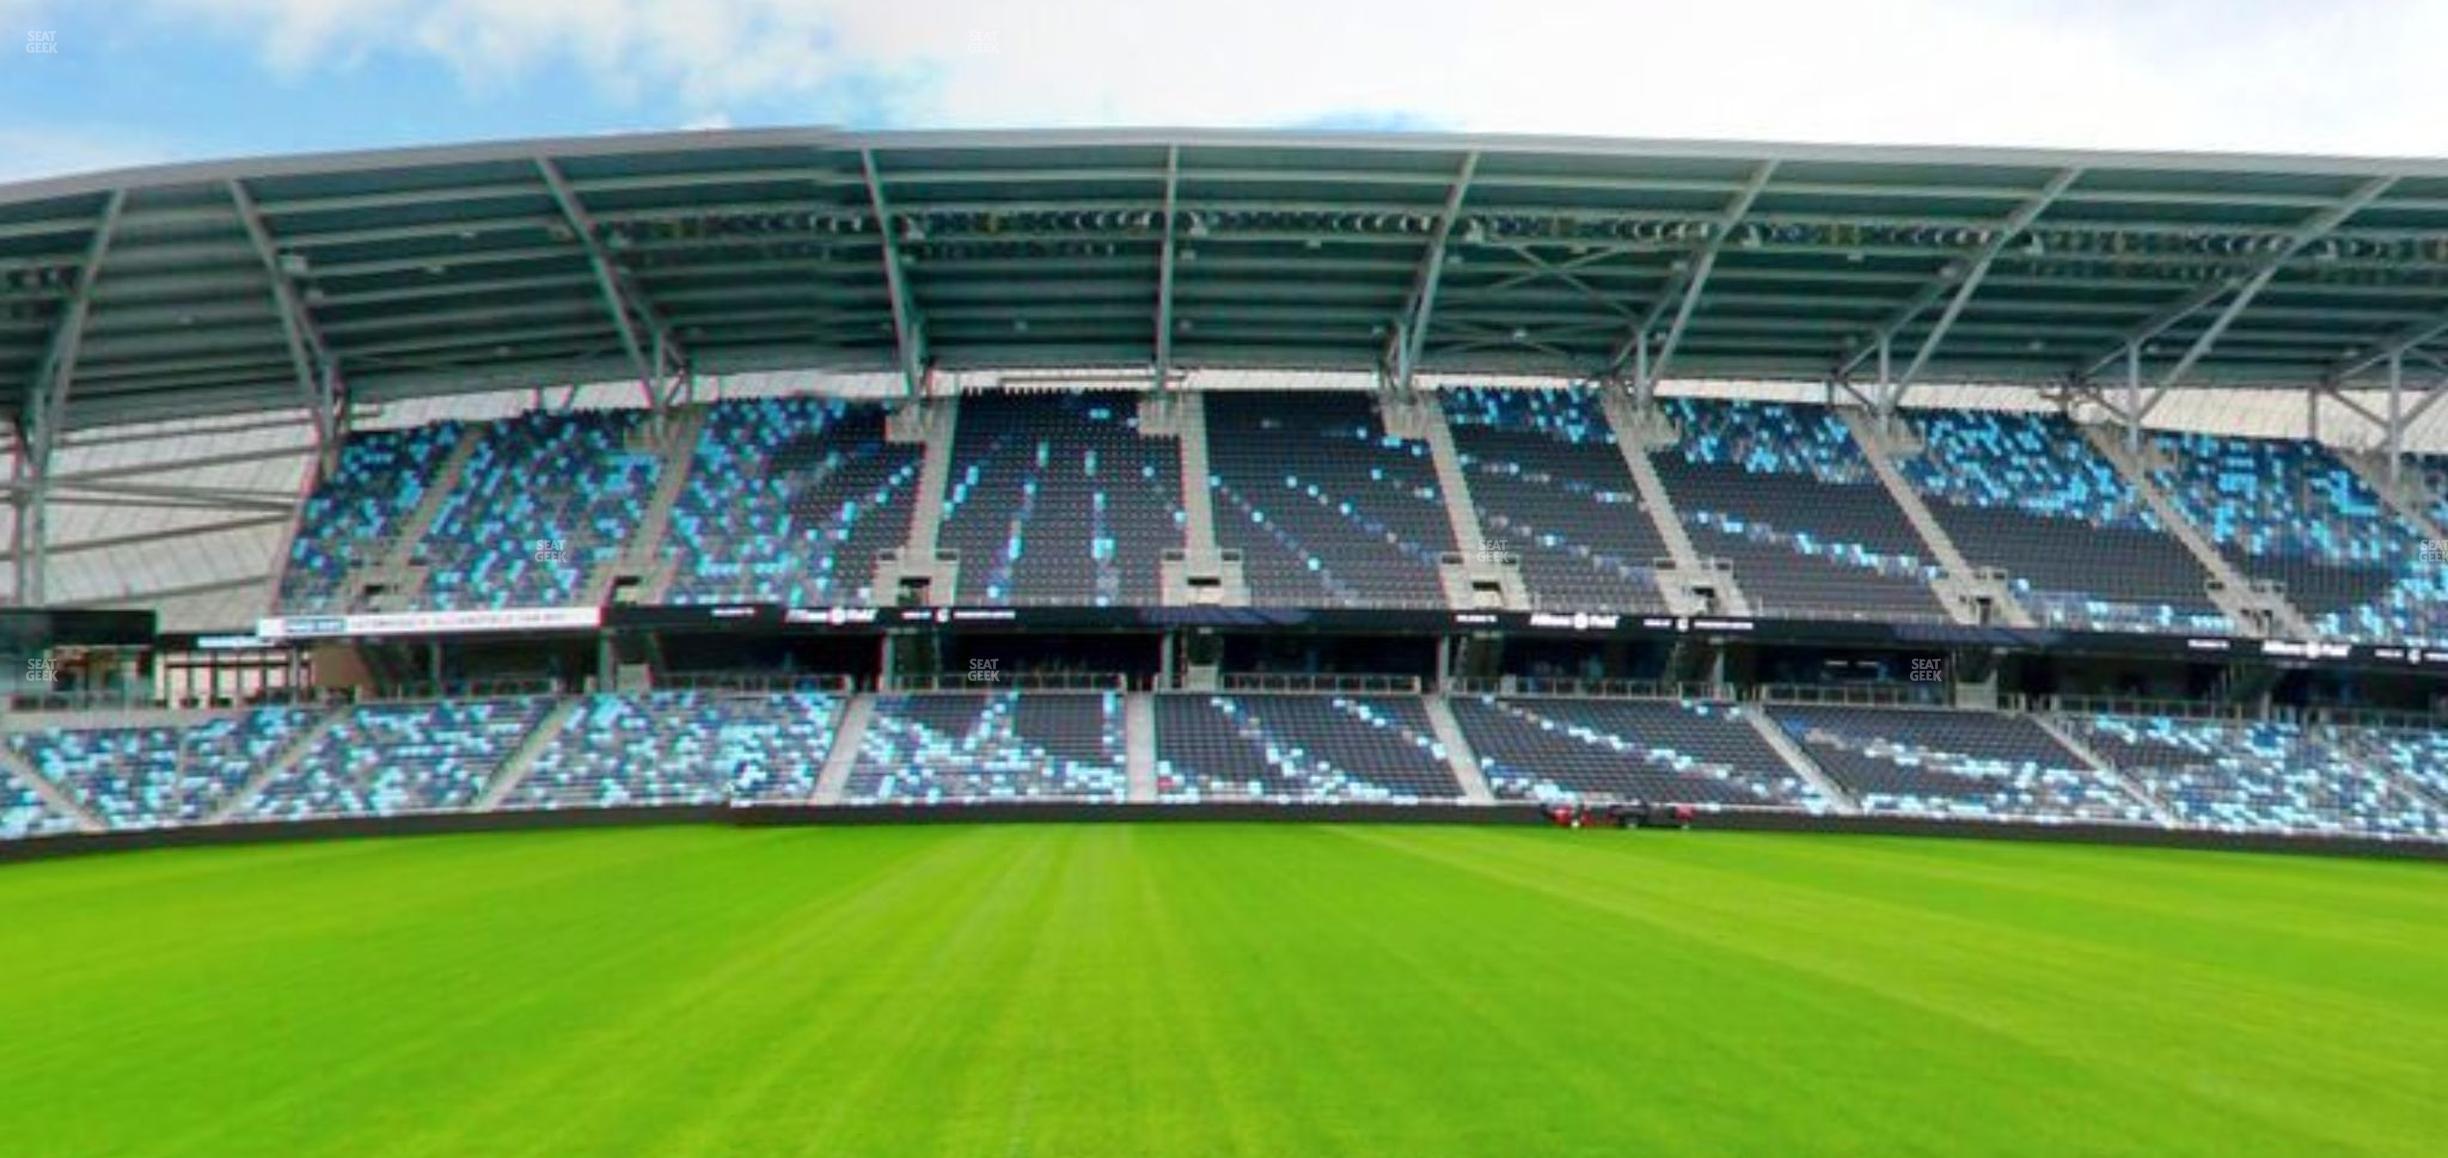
[2387,351,2406,487]
[2124,343,2143,454]
[1875,335,1894,425]
[1633,335,1652,410]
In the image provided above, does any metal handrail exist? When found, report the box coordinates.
[2043,694,2256,721]
[1753,682,1948,707]
[1216,673,1423,694]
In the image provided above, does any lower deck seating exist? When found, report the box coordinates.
[2062,715,2446,840]
[2322,725,2448,804]
[6,708,322,829]
[1452,696,1822,807]
[848,693,1127,803]
[0,773,78,839]
[514,691,842,808]
[1772,706,2149,823]
[242,698,553,820]
[1155,694,1460,802]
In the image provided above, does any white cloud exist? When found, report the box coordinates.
[90,0,2448,155]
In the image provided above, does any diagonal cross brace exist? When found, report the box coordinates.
[1386,151,1479,394]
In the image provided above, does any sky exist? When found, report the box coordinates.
[0,0,2443,182]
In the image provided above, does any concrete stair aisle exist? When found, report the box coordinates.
[584,406,708,605]
[894,398,959,557]
[206,703,348,823]
[1422,695,1494,803]
[2079,424,2315,638]
[2337,450,2448,560]
[2029,712,2175,825]
[1599,395,1752,616]
[1837,409,2037,628]
[476,696,581,810]
[1742,706,1859,814]
[1124,691,1158,802]
[1381,392,1524,611]
[1156,390,1248,605]
[873,399,962,601]
[811,693,877,804]
[0,742,105,833]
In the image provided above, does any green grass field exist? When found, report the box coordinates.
[0,824,2440,1157]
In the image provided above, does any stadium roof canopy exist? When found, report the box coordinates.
[12,126,2448,433]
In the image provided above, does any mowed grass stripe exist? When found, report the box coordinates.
[1345,827,2446,1154]
[0,825,2438,1157]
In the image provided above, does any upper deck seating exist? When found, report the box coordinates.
[278,423,465,613]
[1899,411,2231,634]
[2149,433,2448,644]
[1443,387,1672,613]
[1653,398,1948,622]
[1205,393,1458,607]
[419,410,660,609]
[663,398,923,607]
[937,391,1185,606]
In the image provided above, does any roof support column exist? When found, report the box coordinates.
[2084,177,2392,401]
[2124,342,2143,454]
[17,188,126,607]
[1611,161,1777,390]
[1153,145,1180,393]
[229,179,345,479]
[538,157,683,418]
[2387,352,2405,488]
[861,149,929,401]
[8,434,25,607]
[1875,335,1895,425]
[1632,333,1654,410]
[1388,151,1479,396]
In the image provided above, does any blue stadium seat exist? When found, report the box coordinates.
[937,391,1184,606]
[1453,696,1823,807]
[7,707,321,829]
[2149,433,2448,645]
[2065,714,2446,839]
[279,423,466,613]
[1899,411,2232,634]
[1205,393,1457,607]
[1443,387,1673,613]
[849,693,1128,803]
[242,697,553,820]
[663,398,922,607]
[1773,705,2151,823]
[515,690,842,808]
[1654,398,1949,621]
[1155,694,1461,802]
[419,410,661,610]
